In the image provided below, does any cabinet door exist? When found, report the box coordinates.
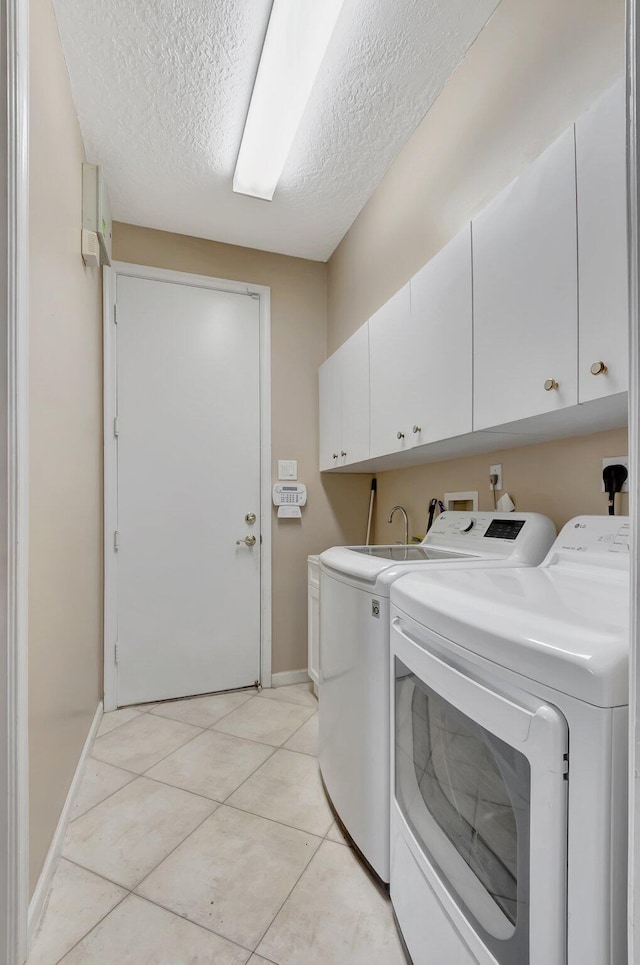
[339,324,370,465]
[473,127,578,430]
[308,581,320,687]
[576,78,628,403]
[319,351,341,471]
[410,225,473,444]
[369,284,413,457]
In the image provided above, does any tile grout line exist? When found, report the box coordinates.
[71,712,316,841]
[220,797,333,841]
[151,692,255,730]
[63,797,221,903]
[61,856,134,894]
[94,723,207,777]
[48,890,131,965]
[134,894,258,961]
[77,727,210,824]
[94,710,144,739]
[278,708,317,751]
[211,702,316,746]
[68,768,138,825]
[255,689,318,710]
[55,697,320,963]
[251,832,328,955]
[127,892,257,960]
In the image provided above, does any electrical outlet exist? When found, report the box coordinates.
[601,456,629,493]
[489,464,503,491]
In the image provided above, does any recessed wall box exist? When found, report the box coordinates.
[82,163,112,266]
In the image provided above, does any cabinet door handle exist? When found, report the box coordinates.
[412,425,422,434]
[544,378,559,391]
[332,453,338,460]
[341,450,347,458]
[590,361,608,375]
[397,431,405,440]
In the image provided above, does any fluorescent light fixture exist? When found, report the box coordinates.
[233,0,346,201]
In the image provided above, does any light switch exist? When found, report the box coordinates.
[278,460,298,480]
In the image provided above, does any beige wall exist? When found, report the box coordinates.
[327,0,625,351]
[373,428,629,544]
[326,0,627,544]
[113,222,370,675]
[29,0,104,893]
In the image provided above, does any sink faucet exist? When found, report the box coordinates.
[388,505,409,545]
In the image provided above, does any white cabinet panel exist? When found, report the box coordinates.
[473,127,578,430]
[576,78,628,403]
[307,557,320,689]
[369,284,412,457]
[339,324,370,465]
[410,224,473,444]
[319,350,342,471]
[319,325,370,470]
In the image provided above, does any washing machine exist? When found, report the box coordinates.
[319,511,556,884]
[390,515,629,965]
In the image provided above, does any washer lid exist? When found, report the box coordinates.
[320,544,475,583]
[391,565,629,707]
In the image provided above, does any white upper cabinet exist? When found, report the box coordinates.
[339,324,370,466]
[369,284,413,457]
[472,127,579,430]
[319,346,342,471]
[318,324,369,470]
[576,78,628,403]
[410,224,473,444]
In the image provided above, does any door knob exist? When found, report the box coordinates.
[341,450,347,457]
[397,431,405,440]
[544,378,559,391]
[332,453,338,460]
[590,360,608,375]
[236,535,257,546]
[245,512,256,524]
[412,425,422,434]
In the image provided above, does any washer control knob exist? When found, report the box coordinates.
[456,518,475,533]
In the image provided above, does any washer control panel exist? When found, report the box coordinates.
[425,511,556,565]
[555,515,630,557]
[430,512,527,542]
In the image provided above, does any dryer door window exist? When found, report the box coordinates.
[395,652,566,965]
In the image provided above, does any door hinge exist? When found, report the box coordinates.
[113,304,118,324]
[248,291,260,300]
[115,642,119,664]
[114,530,120,552]
[113,417,119,437]
[562,752,569,780]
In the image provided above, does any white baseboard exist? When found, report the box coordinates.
[28,702,103,946]
[270,669,310,688]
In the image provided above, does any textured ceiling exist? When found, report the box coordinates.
[53,0,500,261]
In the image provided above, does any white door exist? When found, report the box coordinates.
[410,224,473,445]
[576,78,629,403]
[115,275,262,706]
[473,127,578,429]
[319,349,342,471]
[338,324,370,466]
[369,283,412,457]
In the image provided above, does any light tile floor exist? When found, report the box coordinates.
[28,684,407,965]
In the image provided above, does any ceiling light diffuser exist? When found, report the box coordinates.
[233,0,346,202]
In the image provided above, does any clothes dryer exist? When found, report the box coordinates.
[390,515,629,964]
[319,511,555,883]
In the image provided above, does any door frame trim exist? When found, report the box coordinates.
[103,261,272,711]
